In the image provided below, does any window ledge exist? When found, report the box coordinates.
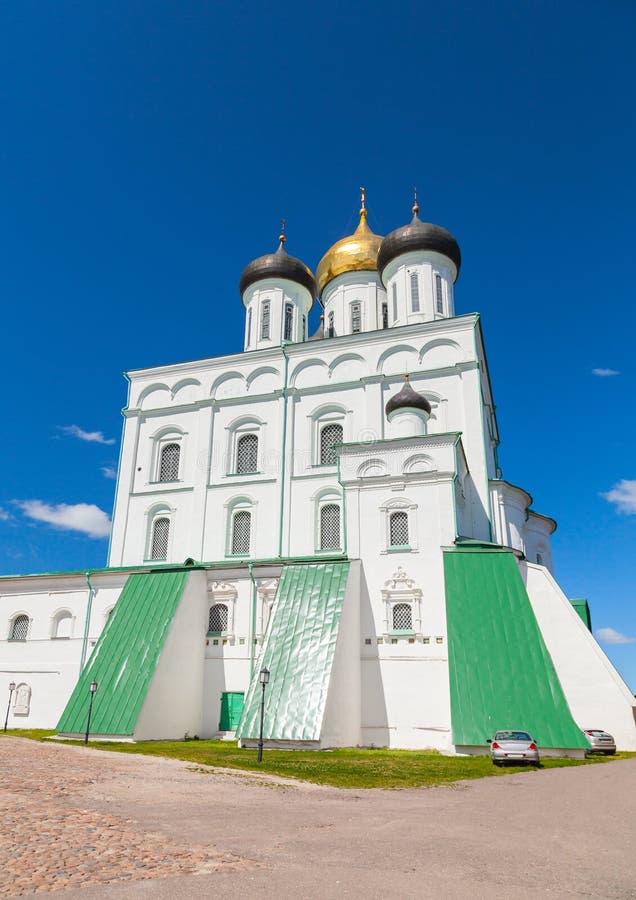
[225,553,250,559]
[8,638,27,643]
[387,545,412,553]
[315,547,343,555]
[389,630,415,636]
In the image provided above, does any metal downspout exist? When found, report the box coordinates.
[248,561,257,676]
[277,344,290,558]
[80,571,94,672]
[336,451,348,557]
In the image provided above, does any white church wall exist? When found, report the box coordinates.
[521,561,636,750]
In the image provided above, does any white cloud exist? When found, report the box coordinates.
[0,507,10,521]
[592,368,620,377]
[595,627,636,645]
[16,500,111,539]
[100,466,117,480]
[60,425,116,445]
[601,480,636,515]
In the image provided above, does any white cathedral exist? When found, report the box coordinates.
[2,191,635,754]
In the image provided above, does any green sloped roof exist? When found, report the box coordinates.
[57,571,187,735]
[444,549,589,749]
[237,562,350,742]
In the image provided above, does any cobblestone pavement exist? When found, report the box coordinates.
[0,739,249,896]
[2,737,636,899]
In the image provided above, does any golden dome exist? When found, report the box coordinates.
[316,194,383,296]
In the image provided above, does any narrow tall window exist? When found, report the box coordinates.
[382,302,389,329]
[284,303,294,341]
[351,303,361,333]
[246,307,252,346]
[151,517,170,560]
[302,314,306,340]
[208,603,228,633]
[320,504,341,550]
[261,301,271,340]
[159,443,180,482]
[10,615,29,641]
[328,312,335,338]
[236,434,258,475]
[389,511,409,547]
[435,274,444,314]
[231,510,251,555]
[392,603,412,631]
[392,283,398,321]
[410,272,420,312]
[320,423,343,465]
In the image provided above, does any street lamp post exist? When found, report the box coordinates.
[257,666,270,763]
[84,680,98,744]
[3,682,16,733]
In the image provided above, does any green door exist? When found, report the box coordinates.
[219,692,245,731]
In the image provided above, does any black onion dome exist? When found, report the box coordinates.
[239,240,316,296]
[377,213,461,281]
[385,378,432,418]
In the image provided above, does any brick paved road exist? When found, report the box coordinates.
[0,738,248,896]
[1,736,636,899]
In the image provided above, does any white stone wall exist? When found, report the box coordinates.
[381,250,457,327]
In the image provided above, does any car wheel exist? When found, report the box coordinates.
[605,750,616,756]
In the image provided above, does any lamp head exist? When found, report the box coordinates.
[259,667,270,685]
[89,681,98,694]
[8,682,16,692]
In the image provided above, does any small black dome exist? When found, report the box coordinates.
[385,378,432,418]
[240,241,316,297]
[378,213,461,282]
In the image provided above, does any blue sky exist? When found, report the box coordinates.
[0,0,634,688]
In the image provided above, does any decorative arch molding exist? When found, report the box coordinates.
[138,383,171,410]
[310,484,342,503]
[308,401,351,422]
[403,453,436,474]
[226,413,266,431]
[223,493,258,510]
[328,352,369,382]
[171,378,202,404]
[419,338,463,367]
[210,371,246,399]
[356,458,388,479]
[246,366,281,392]
[149,423,187,441]
[376,344,418,374]
[290,358,329,389]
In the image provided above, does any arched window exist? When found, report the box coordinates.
[382,302,389,329]
[320,504,341,550]
[410,272,420,312]
[389,511,409,547]
[284,303,294,341]
[231,510,251,555]
[236,434,258,475]
[392,603,413,631]
[151,517,170,560]
[435,273,444,314]
[327,311,335,338]
[320,423,343,466]
[208,603,228,634]
[159,443,180,482]
[9,615,29,641]
[52,611,73,639]
[392,283,398,321]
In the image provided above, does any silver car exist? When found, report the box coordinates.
[487,730,540,766]
[583,729,616,755]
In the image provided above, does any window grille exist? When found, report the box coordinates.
[389,511,409,546]
[392,604,412,630]
[351,303,361,333]
[284,303,294,341]
[236,433,258,474]
[435,274,444,314]
[392,283,398,321]
[159,443,180,482]
[382,302,388,329]
[320,423,343,465]
[410,272,420,312]
[151,517,170,560]
[320,504,341,550]
[10,615,29,641]
[328,312,335,338]
[231,510,251,555]
[208,603,228,633]
[246,307,252,346]
[261,301,271,339]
